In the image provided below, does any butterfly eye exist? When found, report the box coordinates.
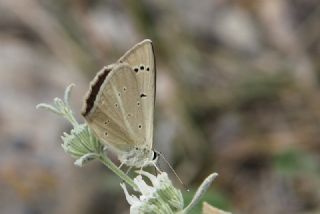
[134,67,139,72]
[152,151,158,160]
[140,65,144,70]
[138,124,142,129]
[146,67,150,71]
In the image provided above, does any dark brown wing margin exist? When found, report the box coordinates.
[81,66,112,117]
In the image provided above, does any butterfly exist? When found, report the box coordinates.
[81,40,157,168]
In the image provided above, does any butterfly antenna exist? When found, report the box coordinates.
[156,151,189,191]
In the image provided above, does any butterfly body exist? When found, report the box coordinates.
[117,146,155,167]
[82,40,156,168]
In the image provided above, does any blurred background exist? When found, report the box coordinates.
[0,0,320,213]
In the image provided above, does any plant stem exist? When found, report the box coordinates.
[98,153,137,189]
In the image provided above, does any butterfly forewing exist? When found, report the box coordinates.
[83,66,151,153]
[82,39,155,154]
[117,40,155,150]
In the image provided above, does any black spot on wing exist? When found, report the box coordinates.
[140,93,147,98]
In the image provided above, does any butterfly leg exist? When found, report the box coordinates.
[139,160,149,174]
[118,162,124,170]
[125,166,132,175]
[139,166,144,174]
[153,164,159,176]
[152,162,162,173]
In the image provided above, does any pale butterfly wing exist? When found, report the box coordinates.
[82,64,146,152]
[117,39,155,150]
[81,40,155,154]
